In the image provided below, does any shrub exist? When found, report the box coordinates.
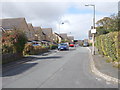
[23,43,34,55]
[23,44,49,55]
[50,44,58,50]
[89,43,92,46]
[2,29,27,54]
[13,30,28,53]
[96,31,120,63]
[2,29,28,64]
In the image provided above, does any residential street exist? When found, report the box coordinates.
[2,47,118,88]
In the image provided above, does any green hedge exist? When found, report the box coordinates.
[23,44,49,55]
[50,44,58,50]
[96,31,119,62]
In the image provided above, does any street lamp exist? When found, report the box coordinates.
[59,22,64,34]
[85,4,96,55]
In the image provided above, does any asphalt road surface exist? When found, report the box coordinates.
[2,47,118,88]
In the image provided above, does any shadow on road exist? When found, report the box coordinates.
[34,56,62,60]
[69,49,76,51]
[2,63,38,77]
[2,56,62,77]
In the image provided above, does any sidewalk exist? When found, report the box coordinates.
[89,47,119,80]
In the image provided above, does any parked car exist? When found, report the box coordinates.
[83,42,89,47]
[69,43,74,47]
[58,43,69,50]
[32,41,41,46]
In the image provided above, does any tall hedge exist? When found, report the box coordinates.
[96,31,119,62]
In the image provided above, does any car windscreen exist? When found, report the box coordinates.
[60,43,67,46]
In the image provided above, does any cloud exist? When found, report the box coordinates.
[1,1,118,40]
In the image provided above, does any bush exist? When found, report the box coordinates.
[23,43,34,55]
[89,43,92,46]
[13,30,28,53]
[96,31,120,63]
[50,44,58,50]
[23,44,49,55]
[2,29,27,54]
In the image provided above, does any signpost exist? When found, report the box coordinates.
[91,29,96,34]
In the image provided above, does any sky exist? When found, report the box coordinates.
[0,0,119,40]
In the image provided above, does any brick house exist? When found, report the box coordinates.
[67,36,74,43]
[52,32,63,43]
[59,33,68,41]
[41,28,53,42]
[33,27,44,41]
[0,17,31,40]
[27,23,36,41]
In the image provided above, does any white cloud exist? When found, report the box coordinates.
[1,0,119,2]
[1,1,118,40]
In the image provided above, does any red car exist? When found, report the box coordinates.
[69,43,74,47]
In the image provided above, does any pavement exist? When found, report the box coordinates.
[88,47,120,84]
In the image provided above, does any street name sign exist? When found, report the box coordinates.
[91,29,96,34]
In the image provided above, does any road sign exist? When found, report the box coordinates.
[91,29,96,34]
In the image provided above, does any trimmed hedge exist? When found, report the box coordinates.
[50,44,58,50]
[96,31,120,62]
[23,44,49,55]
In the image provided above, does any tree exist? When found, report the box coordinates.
[96,14,118,35]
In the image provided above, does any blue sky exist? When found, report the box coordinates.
[66,5,113,16]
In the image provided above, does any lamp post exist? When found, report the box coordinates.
[85,4,96,55]
[59,22,64,34]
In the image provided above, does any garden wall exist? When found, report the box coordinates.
[2,53,23,64]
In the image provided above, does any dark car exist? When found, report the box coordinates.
[58,43,69,50]
[83,42,89,47]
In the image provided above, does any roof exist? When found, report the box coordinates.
[67,36,74,40]
[41,28,53,36]
[59,33,68,39]
[33,27,42,33]
[0,17,29,31]
[33,27,41,30]
[54,32,63,39]
[42,32,46,35]
[28,23,34,32]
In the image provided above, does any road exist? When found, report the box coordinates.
[2,47,118,88]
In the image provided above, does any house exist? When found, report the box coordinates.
[33,27,44,41]
[41,28,53,42]
[0,26,6,33]
[59,33,68,41]
[52,32,63,43]
[0,17,31,40]
[27,23,36,41]
[67,36,74,43]
[77,40,84,46]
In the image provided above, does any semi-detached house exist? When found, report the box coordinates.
[0,17,32,41]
